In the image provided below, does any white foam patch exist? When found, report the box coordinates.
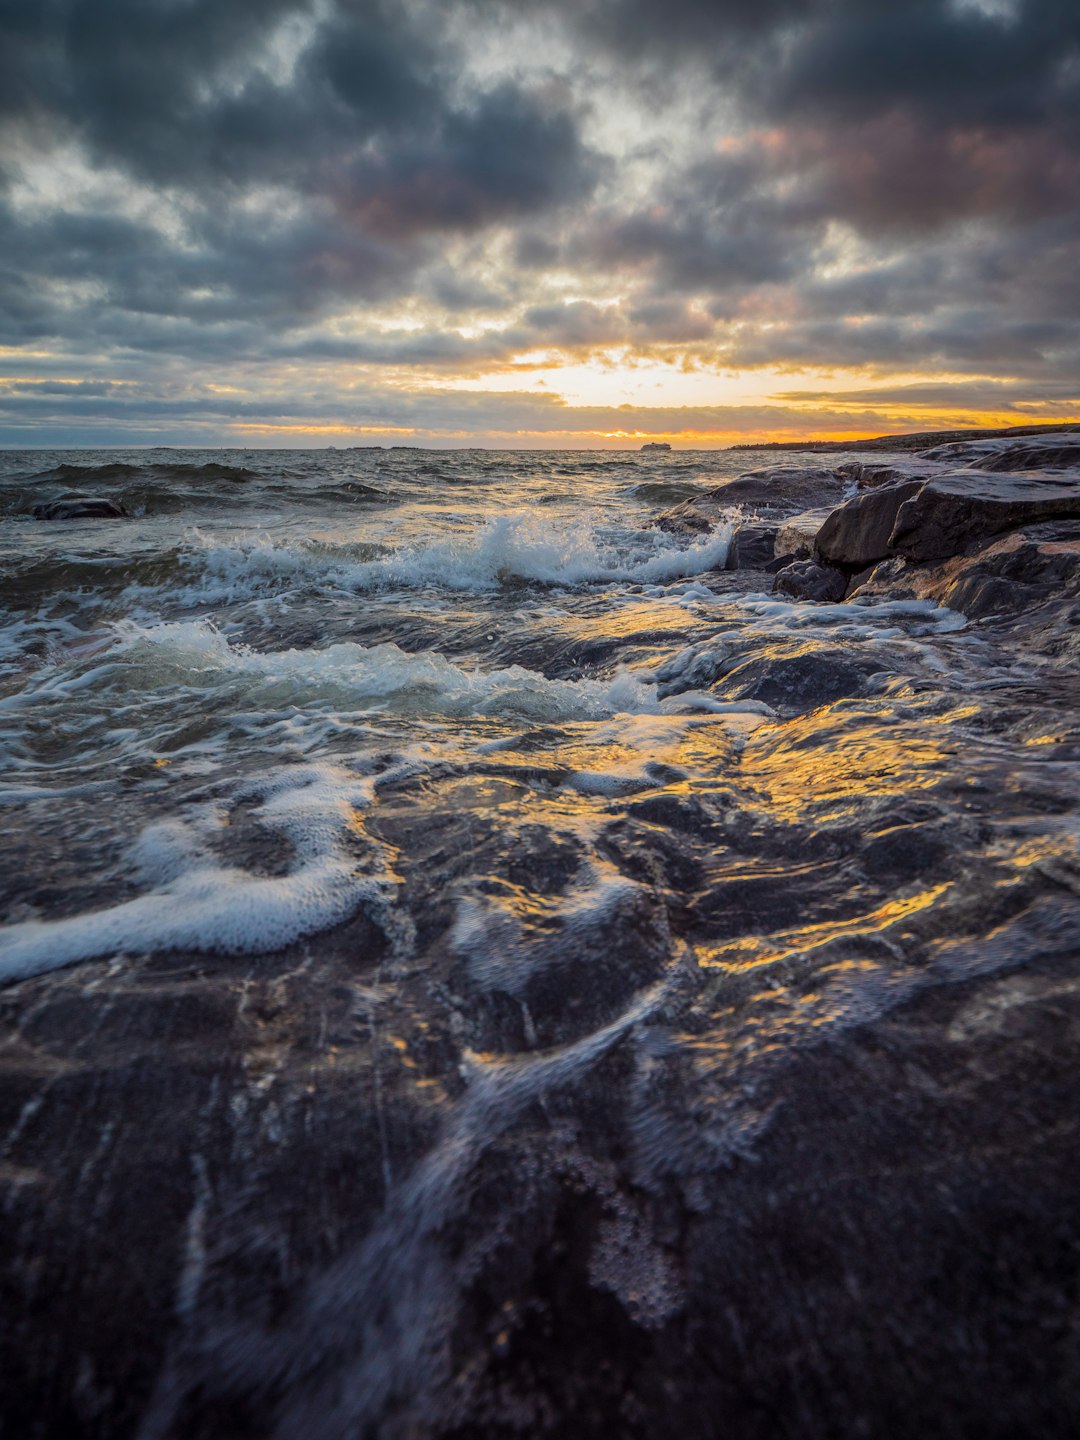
[107,619,670,722]
[0,764,387,983]
[734,595,968,636]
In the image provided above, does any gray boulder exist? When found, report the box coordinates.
[917,431,1080,467]
[835,458,938,489]
[774,507,836,560]
[707,465,847,515]
[979,441,1080,473]
[656,465,847,534]
[725,523,781,570]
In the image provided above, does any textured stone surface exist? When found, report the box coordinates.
[657,467,848,535]
[725,523,781,570]
[774,507,837,560]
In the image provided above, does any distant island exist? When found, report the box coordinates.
[640,441,672,452]
[729,420,1080,454]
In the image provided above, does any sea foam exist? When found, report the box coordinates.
[0,764,387,982]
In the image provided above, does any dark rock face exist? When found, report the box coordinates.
[814,480,924,570]
[32,497,130,520]
[978,442,1080,472]
[853,522,1080,614]
[890,470,1080,563]
[711,466,848,516]
[774,558,848,602]
[846,555,919,601]
[835,460,931,489]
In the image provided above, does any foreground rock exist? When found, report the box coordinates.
[3,690,1078,1440]
[723,523,781,570]
[775,506,838,560]
[849,520,1080,656]
[814,480,924,569]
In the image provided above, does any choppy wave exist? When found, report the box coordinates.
[30,460,259,485]
[107,619,670,720]
[172,512,734,602]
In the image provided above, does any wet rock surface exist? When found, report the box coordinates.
[657,465,849,535]
[774,506,837,560]
[814,480,924,569]
[723,522,780,570]
[3,441,1080,1439]
[889,470,1080,563]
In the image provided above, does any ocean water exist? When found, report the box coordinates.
[2,446,1079,1435]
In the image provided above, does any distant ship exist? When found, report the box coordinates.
[640,441,672,452]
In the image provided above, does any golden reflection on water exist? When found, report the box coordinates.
[694,883,952,973]
[741,707,954,823]
[547,600,704,642]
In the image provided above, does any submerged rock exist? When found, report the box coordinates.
[32,496,130,520]
[773,558,847,602]
[716,642,885,710]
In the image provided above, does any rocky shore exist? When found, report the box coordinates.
[660,430,1080,661]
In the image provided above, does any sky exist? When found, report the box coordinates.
[1,0,1079,448]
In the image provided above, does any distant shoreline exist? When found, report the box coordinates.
[728,420,1080,454]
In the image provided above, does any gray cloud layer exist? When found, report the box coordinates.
[1,0,1078,441]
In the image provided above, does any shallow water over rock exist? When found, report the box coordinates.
[1,446,1078,1438]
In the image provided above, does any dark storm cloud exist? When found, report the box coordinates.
[0,0,598,339]
[0,0,596,216]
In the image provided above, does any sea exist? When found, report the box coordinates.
[1,446,1078,1435]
